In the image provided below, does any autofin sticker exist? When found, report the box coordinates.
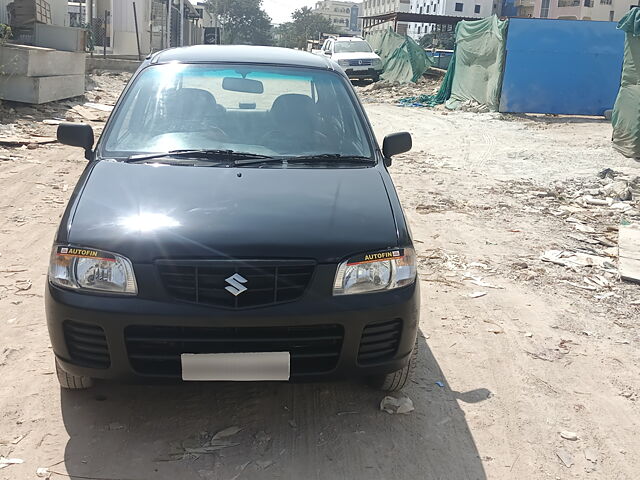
[348,249,404,265]
[57,246,116,262]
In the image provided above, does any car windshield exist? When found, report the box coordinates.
[333,41,373,53]
[102,64,373,162]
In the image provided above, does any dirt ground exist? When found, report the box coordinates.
[1,75,639,480]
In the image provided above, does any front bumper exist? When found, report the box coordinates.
[344,67,382,79]
[46,264,420,383]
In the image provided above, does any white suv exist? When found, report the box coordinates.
[317,37,383,82]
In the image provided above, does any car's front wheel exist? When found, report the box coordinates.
[367,337,418,392]
[55,358,93,390]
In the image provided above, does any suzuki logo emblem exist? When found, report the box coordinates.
[358,60,363,65]
[225,273,248,296]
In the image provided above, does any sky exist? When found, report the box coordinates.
[262,0,317,24]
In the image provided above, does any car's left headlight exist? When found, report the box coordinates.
[333,248,417,296]
[337,59,350,67]
[48,245,138,295]
[373,58,383,68]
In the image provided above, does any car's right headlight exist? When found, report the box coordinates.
[333,248,417,295]
[337,59,350,67]
[49,245,138,295]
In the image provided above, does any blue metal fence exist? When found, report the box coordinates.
[426,50,454,70]
[499,18,625,115]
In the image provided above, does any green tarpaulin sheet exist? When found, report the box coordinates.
[399,48,457,107]
[367,28,433,84]
[612,8,640,159]
[446,15,508,111]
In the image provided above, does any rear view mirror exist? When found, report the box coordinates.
[382,131,412,160]
[57,123,94,159]
[222,77,264,94]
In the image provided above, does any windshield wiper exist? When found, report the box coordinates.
[234,154,374,166]
[126,149,272,163]
[289,154,374,163]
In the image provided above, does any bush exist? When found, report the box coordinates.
[0,24,12,46]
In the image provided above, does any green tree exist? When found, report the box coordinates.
[419,31,455,50]
[278,7,333,50]
[0,24,11,46]
[274,22,297,49]
[205,0,273,45]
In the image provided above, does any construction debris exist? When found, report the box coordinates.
[83,102,114,112]
[380,396,415,414]
[355,76,441,104]
[463,274,503,289]
[162,427,242,461]
[603,181,633,201]
[584,448,599,463]
[469,291,488,298]
[493,170,640,300]
[0,457,24,469]
[540,250,616,271]
[15,279,32,291]
[71,105,104,122]
[619,222,640,283]
[560,430,578,441]
[556,449,574,468]
[456,100,490,113]
[0,136,56,146]
[0,71,131,164]
[36,467,51,478]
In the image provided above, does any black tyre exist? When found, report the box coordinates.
[367,336,418,392]
[55,358,93,390]
[372,74,381,83]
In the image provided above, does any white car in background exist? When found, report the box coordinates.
[316,37,383,82]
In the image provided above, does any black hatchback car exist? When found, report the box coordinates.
[47,45,419,391]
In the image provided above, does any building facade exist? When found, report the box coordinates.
[194,2,219,28]
[64,0,207,56]
[313,0,362,33]
[361,0,411,34]
[407,0,497,38]
[505,0,637,21]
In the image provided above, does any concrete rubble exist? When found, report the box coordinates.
[355,76,441,104]
[491,170,640,300]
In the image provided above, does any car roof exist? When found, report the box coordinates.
[334,37,366,42]
[150,45,336,70]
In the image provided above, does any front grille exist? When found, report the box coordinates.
[348,59,373,66]
[125,324,344,377]
[358,319,402,365]
[157,261,315,309]
[63,320,111,368]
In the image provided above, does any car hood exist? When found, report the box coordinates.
[67,161,399,264]
[332,52,380,61]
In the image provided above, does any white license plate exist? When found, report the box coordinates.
[181,352,290,381]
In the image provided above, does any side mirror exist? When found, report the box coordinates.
[57,123,94,159]
[382,132,412,163]
[375,49,381,55]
